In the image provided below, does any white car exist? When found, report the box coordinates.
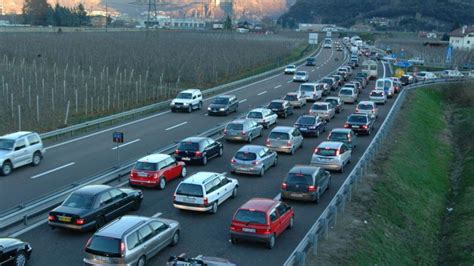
[441,70,464,78]
[415,71,437,81]
[469,70,474,78]
[173,172,239,214]
[0,131,45,176]
[311,141,352,173]
[369,90,387,105]
[246,108,278,129]
[293,71,309,82]
[299,83,323,102]
[284,65,297,75]
[356,101,378,119]
[170,89,203,113]
[408,57,425,66]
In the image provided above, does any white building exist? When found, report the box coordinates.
[449,25,474,50]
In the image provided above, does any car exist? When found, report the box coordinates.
[309,102,335,121]
[283,92,306,108]
[331,75,344,87]
[207,95,238,116]
[268,100,293,118]
[224,119,263,143]
[336,70,348,81]
[356,72,368,82]
[336,45,343,51]
[441,70,464,78]
[338,87,358,104]
[350,56,359,67]
[284,65,297,75]
[175,137,223,165]
[469,70,474,78]
[173,172,239,214]
[311,141,352,172]
[293,115,326,137]
[246,108,278,129]
[306,57,316,66]
[340,66,352,76]
[342,82,358,94]
[48,185,143,231]
[322,77,337,91]
[324,96,344,113]
[293,71,309,82]
[281,165,331,203]
[390,77,402,93]
[0,131,45,176]
[375,78,395,98]
[84,215,180,266]
[348,61,357,69]
[407,57,425,66]
[0,238,33,265]
[354,77,367,88]
[369,90,387,105]
[356,101,378,119]
[351,80,363,92]
[299,83,323,102]
[167,255,236,266]
[319,82,331,96]
[327,128,358,150]
[266,126,303,155]
[230,145,278,176]
[129,154,186,190]
[229,198,294,249]
[170,89,203,113]
[415,71,437,81]
[344,113,375,135]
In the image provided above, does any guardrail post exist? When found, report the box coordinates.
[348,183,353,202]
[323,217,329,240]
[309,233,319,256]
[295,251,306,266]
[23,215,28,225]
[340,194,346,214]
[331,206,337,226]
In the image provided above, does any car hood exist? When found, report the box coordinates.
[51,205,89,216]
[209,103,228,109]
[0,238,25,248]
[0,150,12,159]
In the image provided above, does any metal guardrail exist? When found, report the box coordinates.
[40,44,322,141]
[283,76,474,266]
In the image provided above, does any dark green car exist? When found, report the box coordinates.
[327,128,358,149]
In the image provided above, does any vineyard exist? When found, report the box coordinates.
[0,30,306,135]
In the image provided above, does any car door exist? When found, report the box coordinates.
[0,247,16,265]
[12,137,29,167]
[268,209,281,236]
[95,191,115,222]
[293,129,303,148]
[206,139,219,157]
[341,144,351,165]
[164,156,180,180]
[108,188,130,216]
[125,231,142,263]
[232,98,238,112]
[149,221,172,255]
[218,175,234,200]
[137,224,155,258]
[276,203,292,231]
[261,148,274,168]
[205,177,222,204]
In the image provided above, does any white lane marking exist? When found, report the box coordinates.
[165,121,188,131]
[152,212,162,218]
[274,85,282,89]
[30,162,76,179]
[239,99,247,103]
[287,80,293,83]
[257,91,267,96]
[273,193,281,201]
[112,139,141,150]
[204,113,208,116]
[9,219,47,238]
[312,69,315,72]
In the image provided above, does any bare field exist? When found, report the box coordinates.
[0,31,305,134]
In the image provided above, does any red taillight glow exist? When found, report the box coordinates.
[175,150,179,155]
[120,242,126,255]
[336,149,341,156]
[355,108,359,112]
[231,158,236,164]
[266,139,270,146]
[173,193,176,201]
[224,129,227,135]
[153,173,159,179]
[195,151,202,157]
[344,123,350,128]
[308,185,317,192]
[242,131,246,136]
[314,148,319,153]
[76,218,85,225]
[48,215,55,221]
[282,183,288,190]
[252,160,261,165]
[203,197,209,205]
[362,125,368,129]
[287,141,292,147]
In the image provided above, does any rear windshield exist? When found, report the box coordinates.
[418,73,426,77]
[358,103,373,110]
[234,210,267,225]
[177,142,200,151]
[62,193,94,209]
[316,148,338,156]
[284,95,297,101]
[286,65,295,69]
[226,123,243,131]
[370,91,384,96]
[348,115,368,123]
[311,104,327,111]
[134,162,157,172]
[296,72,306,76]
[285,173,313,185]
[85,236,121,258]
[176,183,204,197]
[0,139,14,150]
[297,116,315,125]
[325,99,337,106]
[234,151,257,161]
[300,85,314,92]
[268,102,283,109]
[268,132,289,140]
[212,97,229,104]
[247,112,263,119]
[329,132,349,141]
[340,89,352,95]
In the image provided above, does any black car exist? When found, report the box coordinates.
[175,137,223,165]
[207,95,239,116]
[321,77,337,91]
[268,100,293,118]
[344,113,375,135]
[293,115,326,137]
[0,238,32,265]
[48,185,143,231]
[306,57,316,66]
[281,165,331,203]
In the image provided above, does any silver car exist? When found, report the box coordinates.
[356,101,378,119]
[0,131,45,176]
[338,87,358,104]
[369,90,387,104]
[84,215,180,266]
[266,126,304,155]
[311,141,352,173]
[309,102,335,121]
[283,92,306,108]
[293,71,309,82]
[224,119,263,143]
[230,145,278,176]
[246,108,278,129]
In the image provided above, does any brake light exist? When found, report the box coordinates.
[282,183,288,190]
[264,226,272,234]
[355,108,359,113]
[336,149,341,156]
[48,215,55,221]
[344,123,350,128]
[362,125,368,129]
[175,150,179,155]
[203,197,209,205]
[76,218,85,225]
[195,151,202,157]
[308,185,317,192]
[314,148,320,153]
[287,141,292,147]
[223,129,227,135]
[230,225,236,231]
[231,158,236,164]
[266,139,270,146]
[242,131,246,136]
[173,193,176,201]
[153,173,159,179]
[120,242,126,255]
[252,160,261,165]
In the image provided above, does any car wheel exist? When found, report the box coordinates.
[1,161,13,176]
[290,147,295,155]
[218,147,223,157]
[230,237,238,244]
[273,156,278,167]
[132,200,141,211]
[96,216,105,229]
[171,231,180,246]
[232,187,238,198]
[210,202,218,214]
[181,167,187,178]
[316,129,320,138]
[159,177,166,190]
[202,156,208,165]
[137,256,146,266]
[198,102,202,110]
[267,235,276,249]
[248,134,253,143]
[32,151,42,166]
[15,250,28,266]
[259,167,265,177]
[187,105,192,113]
[340,164,344,173]
[288,216,294,229]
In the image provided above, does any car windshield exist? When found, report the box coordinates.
[177,142,200,151]
[176,92,192,99]
[418,73,426,77]
[371,91,384,96]
[284,95,297,101]
[269,132,289,140]
[358,103,373,110]
[311,104,327,111]
[297,116,315,125]
[247,112,263,119]
[268,102,283,109]
[212,97,229,104]
[234,209,267,224]
[348,115,368,123]
[285,173,313,185]
[134,162,157,171]
[63,193,94,209]
[176,183,204,197]
[226,123,243,131]
[340,89,352,95]
[286,65,295,69]
[316,147,338,156]
[0,139,14,150]
[329,132,349,141]
[326,99,337,106]
[85,236,121,258]
[300,85,314,92]
[234,151,257,161]
[376,81,384,87]
[296,72,306,76]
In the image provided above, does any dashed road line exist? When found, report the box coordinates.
[274,85,282,89]
[165,122,188,131]
[239,99,247,103]
[31,162,76,179]
[112,139,141,150]
[257,91,267,96]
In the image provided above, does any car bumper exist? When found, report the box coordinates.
[230,165,262,175]
[173,202,212,212]
[171,105,190,110]
[268,146,293,153]
[293,78,306,82]
[129,179,159,187]
[297,128,318,136]
[176,156,202,163]
[310,161,342,171]
[281,191,317,201]
[208,110,228,115]
[230,231,272,243]
[351,127,370,134]
[48,220,96,231]
[370,98,386,103]
[340,98,356,103]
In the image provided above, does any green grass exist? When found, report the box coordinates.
[350,89,452,264]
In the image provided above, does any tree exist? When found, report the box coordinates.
[22,0,51,25]
[224,15,232,30]
[76,4,90,26]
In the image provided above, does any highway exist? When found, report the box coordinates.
[0,44,340,210]
[10,46,397,265]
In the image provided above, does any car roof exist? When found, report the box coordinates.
[95,215,150,238]
[288,165,320,175]
[237,145,265,153]
[216,95,235,99]
[1,131,35,140]
[296,71,306,74]
[240,198,277,212]
[182,172,222,185]
[314,101,330,105]
[181,137,208,143]
[286,65,296,67]
[325,96,340,101]
[358,101,375,105]
[271,99,286,103]
[180,89,201,94]
[318,141,344,149]
[331,128,352,134]
[74,185,111,195]
[137,153,170,164]
[271,126,294,133]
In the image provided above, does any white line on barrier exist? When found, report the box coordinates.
[239,99,247,103]
[151,212,162,218]
[274,85,282,89]
[9,220,47,238]
[30,162,76,179]
[257,91,267,96]
[166,122,188,131]
[112,139,141,150]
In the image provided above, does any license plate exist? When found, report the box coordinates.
[352,126,358,129]
[291,193,304,198]
[300,127,307,131]
[182,157,191,161]
[138,172,148,177]
[183,197,196,203]
[242,228,256,233]
[58,216,71,222]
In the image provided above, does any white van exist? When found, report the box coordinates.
[362,60,378,80]
[375,78,395,98]
[299,83,323,102]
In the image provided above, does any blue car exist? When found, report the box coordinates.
[293,115,326,137]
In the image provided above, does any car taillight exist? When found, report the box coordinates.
[252,160,261,165]
[347,134,351,141]
[362,125,368,129]
[175,150,179,155]
[230,225,236,231]
[195,151,202,157]
[203,197,209,205]
[314,148,319,154]
[264,226,272,233]
[242,131,246,136]
[223,129,227,135]
[344,123,350,128]
[372,109,375,113]
[336,149,341,156]
[266,139,270,146]
[173,193,176,201]
[153,173,159,179]
[282,183,287,190]
[76,218,85,225]
[231,158,236,164]
[287,141,292,147]
[308,185,317,192]
[355,108,359,112]
[120,242,126,256]
[48,215,55,221]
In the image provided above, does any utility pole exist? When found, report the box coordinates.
[146,0,157,36]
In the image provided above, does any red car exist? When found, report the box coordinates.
[129,154,186,190]
[229,198,294,249]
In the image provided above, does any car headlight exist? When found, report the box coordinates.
[208,107,211,111]
[219,108,226,111]
[183,102,189,106]
[170,102,175,106]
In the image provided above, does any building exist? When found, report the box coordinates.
[449,25,474,50]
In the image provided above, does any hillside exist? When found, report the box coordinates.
[279,0,474,30]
